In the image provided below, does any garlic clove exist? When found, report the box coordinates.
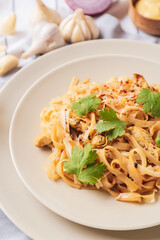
[1,13,16,35]
[85,15,99,39]
[22,21,65,59]
[60,18,75,42]
[73,8,85,21]
[79,20,91,40]
[0,55,18,76]
[59,15,72,32]
[71,24,85,43]
[30,0,62,26]
[0,45,7,53]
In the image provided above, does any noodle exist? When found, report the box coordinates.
[35,74,160,203]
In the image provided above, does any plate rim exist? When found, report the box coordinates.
[1,39,160,239]
[1,38,160,96]
[9,53,160,230]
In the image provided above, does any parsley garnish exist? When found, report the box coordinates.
[96,108,129,140]
[136,88,160,117]
[156,134,160,147]
[64,143,106,185]
[71,94,101,117]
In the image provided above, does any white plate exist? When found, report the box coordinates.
[1,40,160,239]
[10,53,160,230]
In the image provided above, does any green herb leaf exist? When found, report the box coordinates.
[79,143,97,170]
[156,134,160,147]
[96,108,129,140]
[64,143,106,185]
[71,94,101,117]
[99,108,118,121]
[136,88,160,117]
[78,162,106,185]
[64,146,83,176]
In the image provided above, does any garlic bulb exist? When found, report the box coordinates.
[59,8,99,43]
[1,13,16,35]
[22,21,65,59]
[0,55,18,76]
[30,0,62,26]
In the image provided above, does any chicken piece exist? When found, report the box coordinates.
[34,133,52,148]
[131,74,149,90]
[69,113,90,133]
[47,142,54,149]
[128,126,154,146]
[128,126,160,160]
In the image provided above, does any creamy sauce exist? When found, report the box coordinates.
[135,0,160,20]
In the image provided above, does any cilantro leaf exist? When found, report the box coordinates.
[96,108,129,140]
[64,146,83,175]
[78,162,106,185]
[64,143,106,185]
[71,94,101,117]
[136,88,160,117]
[99,108,118,121]
[79,143,97,170]
[156,134,160,147]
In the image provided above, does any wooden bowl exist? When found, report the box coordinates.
[129,0,160,36]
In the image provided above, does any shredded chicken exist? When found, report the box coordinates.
[69,112,90,133]
[131,74,149,90]
[128,126,160,159]
[34,133,52,148]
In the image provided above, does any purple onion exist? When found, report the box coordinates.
[65,0,112,15]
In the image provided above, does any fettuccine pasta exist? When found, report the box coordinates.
[35,74,160,203]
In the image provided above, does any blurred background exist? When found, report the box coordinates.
[0,0,160,85]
